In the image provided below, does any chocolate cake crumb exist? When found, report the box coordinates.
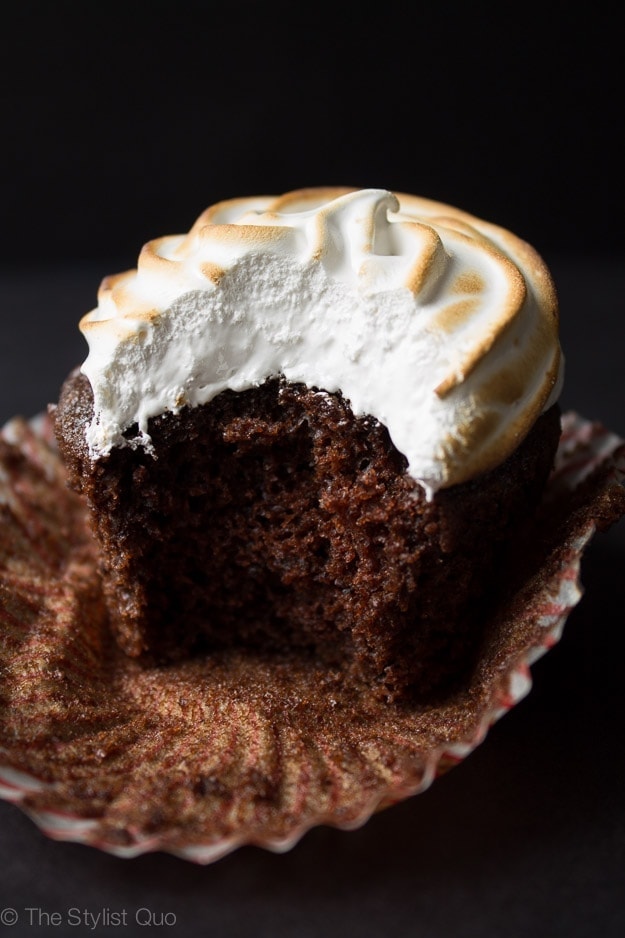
[54,371,561,701]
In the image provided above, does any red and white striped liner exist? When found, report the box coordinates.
[0,412,623,863]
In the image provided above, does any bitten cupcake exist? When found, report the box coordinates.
[53,187,563,701]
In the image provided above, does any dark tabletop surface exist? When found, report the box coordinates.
[0,257,624,938]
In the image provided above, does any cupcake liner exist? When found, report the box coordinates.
[0,410,624,863]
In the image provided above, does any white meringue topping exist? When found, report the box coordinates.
[79,187,562,492]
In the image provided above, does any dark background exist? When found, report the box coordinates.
[1,3,624,937]
[1,2,622,272]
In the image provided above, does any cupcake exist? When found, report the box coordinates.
[53,187,563,702]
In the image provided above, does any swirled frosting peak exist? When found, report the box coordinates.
[79,187,562,492]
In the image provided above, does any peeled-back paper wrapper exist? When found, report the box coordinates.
[0,411,624,863]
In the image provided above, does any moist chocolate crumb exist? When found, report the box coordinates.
[54,370,561,702]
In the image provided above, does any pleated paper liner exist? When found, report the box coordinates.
[0,411,624,864]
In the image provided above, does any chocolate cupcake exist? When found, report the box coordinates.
[53,187,563,701]
[2,188,625,861]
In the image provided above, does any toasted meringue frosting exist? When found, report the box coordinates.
[79,187,562,492]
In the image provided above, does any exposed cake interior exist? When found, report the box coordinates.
[55,370,561,701]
